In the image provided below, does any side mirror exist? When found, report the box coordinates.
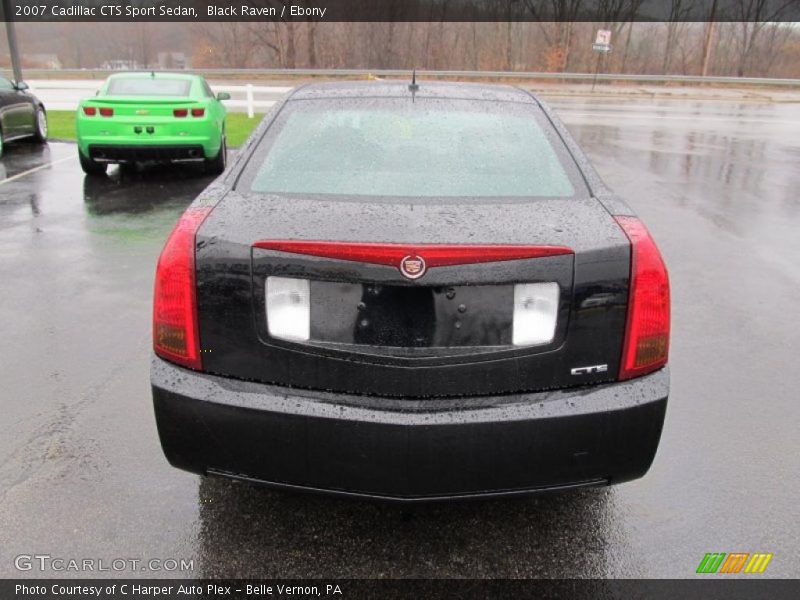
[15,81,29,91]
[217,92,231,101]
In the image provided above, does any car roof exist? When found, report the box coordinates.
[106,72,200,81]
[290,80,538,104]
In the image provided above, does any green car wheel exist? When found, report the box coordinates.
[205,135,226,175]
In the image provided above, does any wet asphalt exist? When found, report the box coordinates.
[0,97,799,579]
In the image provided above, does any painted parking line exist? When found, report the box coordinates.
[0,154,75,186]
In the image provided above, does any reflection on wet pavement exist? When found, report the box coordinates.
[83,164,212,216]
[197,477,623,578]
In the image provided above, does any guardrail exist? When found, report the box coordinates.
[16,68,800,88]
[21,69,800,115]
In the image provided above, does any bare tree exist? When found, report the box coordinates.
[283,22,297,68]
[743,21,794,76]
[522,0,584,71]
[662,0,693,73]
[135,23,153,68]
[196,23,254,68]
[249,24,283,67]
[731,0,795,76]
[60,23,85,68]
[12,17,800,79]
[305,20,317,67]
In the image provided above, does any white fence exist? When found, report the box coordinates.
[27,80,291,115]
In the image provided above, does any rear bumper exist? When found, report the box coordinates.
[151,357,668,501]
[77,116,221,160]
[87,144,207,162]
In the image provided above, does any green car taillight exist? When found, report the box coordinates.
[82,106,113,117]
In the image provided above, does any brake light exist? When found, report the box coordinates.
[99,107,113,117]
[615,216,670,380]
[191,108,205,117]
[173,108,188,118]
[153,206,212,370]
[82,106,96,116]
[252,241,573,269]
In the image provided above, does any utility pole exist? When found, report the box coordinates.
[1,0,24,83]
[701,0,719,77]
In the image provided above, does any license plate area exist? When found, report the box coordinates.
[309,281,513,347]
[250,247,573,363]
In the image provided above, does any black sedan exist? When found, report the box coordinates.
[0,77,47,156]
[151,81,670,501]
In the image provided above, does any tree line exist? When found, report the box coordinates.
[11,17,800,79]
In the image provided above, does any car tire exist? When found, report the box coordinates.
[205,135,226,175]
[32,106,48,143]
[79,151,107,176]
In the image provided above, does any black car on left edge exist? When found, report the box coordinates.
[0,76,47,157]
[151,80,671,501]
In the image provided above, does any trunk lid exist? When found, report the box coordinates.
[195,192,631,398]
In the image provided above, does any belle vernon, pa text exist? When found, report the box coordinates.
[16,583,343,597]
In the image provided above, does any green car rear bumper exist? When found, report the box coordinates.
[77,117,223,161]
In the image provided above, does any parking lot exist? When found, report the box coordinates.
[0,96,798,578]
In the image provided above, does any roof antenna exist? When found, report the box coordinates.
[408,69,419,102]
[408,69,419,92]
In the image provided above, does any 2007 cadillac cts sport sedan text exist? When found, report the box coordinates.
[151,81,670,501]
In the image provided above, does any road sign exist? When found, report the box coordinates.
[595,29,612,45]
[591,30,613,91]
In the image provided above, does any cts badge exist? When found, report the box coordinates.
[400,255,426,280]
[571,364,608,375]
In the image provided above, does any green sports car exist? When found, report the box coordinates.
[77,72,230,176]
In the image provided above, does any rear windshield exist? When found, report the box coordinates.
[237,97,582,199]
[106,78,191,97]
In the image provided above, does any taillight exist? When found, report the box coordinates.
[615,216,670,380]
[173,108,188,118]
[153,206,212,371]
[82,106,96,116]
[191,108,205,117]
[99,107,113,117]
